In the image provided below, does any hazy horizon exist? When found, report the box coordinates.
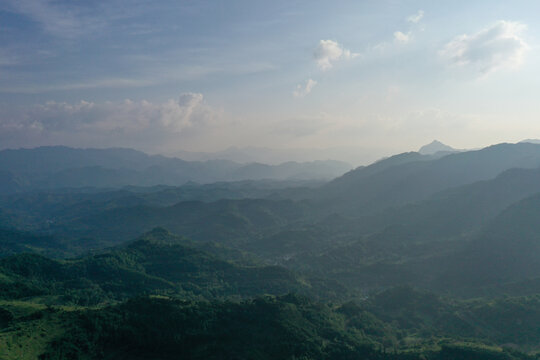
[2,1,540,165]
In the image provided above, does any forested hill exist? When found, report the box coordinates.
[0,228,348,304]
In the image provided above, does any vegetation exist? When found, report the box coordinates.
[3,293,540,359]
[4,143,540,357]
[0,228,349,306]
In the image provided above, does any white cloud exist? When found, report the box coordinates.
[314,40,358,70]
[440,21,529,75]
[393,31,410,44]
[407,10,424,24]
[392,10,423,46]
[37,93,209,132]
[293,78,317,98]
[0,93,219,151]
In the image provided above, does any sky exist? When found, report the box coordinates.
[1,0,540,165]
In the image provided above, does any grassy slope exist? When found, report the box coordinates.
[0,302,66,360]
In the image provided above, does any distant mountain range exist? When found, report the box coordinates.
[318,142,540,214]
[171,145,381,166]
[0,146,351,194]
[172,141,460,165]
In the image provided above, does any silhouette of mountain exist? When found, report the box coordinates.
[0,146,351,193]
[319,142,540,215]
[418,140,456,155]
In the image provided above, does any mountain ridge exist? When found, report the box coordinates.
[317,142,540,215]
[0,146,352,193]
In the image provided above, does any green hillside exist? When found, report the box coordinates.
[3,292,538,360]
[0,228,346,306]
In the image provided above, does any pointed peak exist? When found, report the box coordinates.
[428,140,444,145]
[418,140,455,155]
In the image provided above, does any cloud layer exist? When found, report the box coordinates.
[0,93,217,151]
[440,21,528,75]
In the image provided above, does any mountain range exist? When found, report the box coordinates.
[0,146,351,194]
[5,141,540,358]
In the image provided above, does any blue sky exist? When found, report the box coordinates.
[1,0,540,164]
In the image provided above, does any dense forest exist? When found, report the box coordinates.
[3,143,540,358]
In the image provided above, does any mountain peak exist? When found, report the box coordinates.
[418,140,455,155]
